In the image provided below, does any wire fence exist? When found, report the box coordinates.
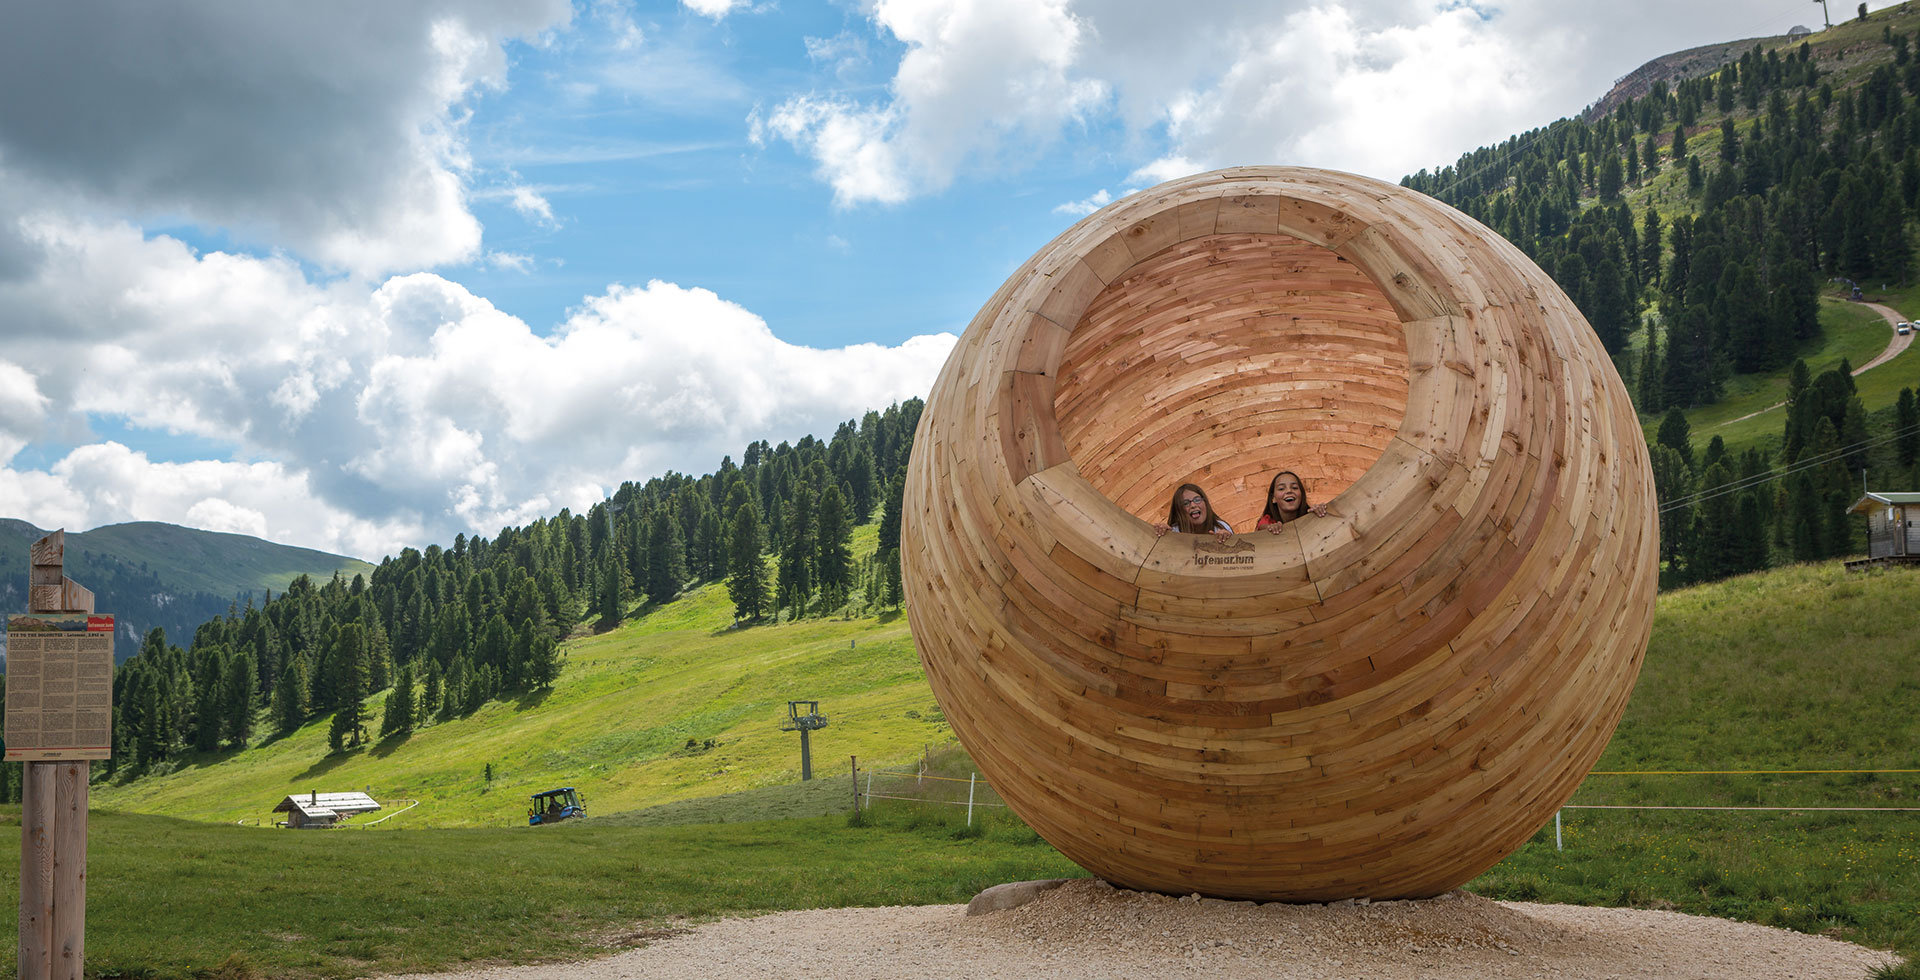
[856,766,1007,826]
[857,762,1917,845]
[1548,767,1919,849]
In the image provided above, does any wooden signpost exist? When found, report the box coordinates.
[9,530,106,980]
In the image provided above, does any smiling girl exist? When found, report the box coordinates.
[1152,483,1233,540]
[1257,471,1328,533]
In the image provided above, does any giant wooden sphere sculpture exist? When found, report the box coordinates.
[901,166,1656,902]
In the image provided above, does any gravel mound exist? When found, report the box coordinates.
[396,879,1900,980]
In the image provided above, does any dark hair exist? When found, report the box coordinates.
[1262,471,1312,525]
[1167,483,1224,534]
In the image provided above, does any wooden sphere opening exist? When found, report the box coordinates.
[902,166,1657,903]
[1054,232,1409,530]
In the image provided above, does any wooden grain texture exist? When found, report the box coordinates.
[901,166,1657,902]
[19,760,53,980]
[51,764,85,980]
[22,531,92,980]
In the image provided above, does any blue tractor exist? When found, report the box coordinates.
[528,787,585,825]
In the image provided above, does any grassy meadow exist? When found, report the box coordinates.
[3,558,1913,977]
[90,537,949,828]
[1641,295,1916,459]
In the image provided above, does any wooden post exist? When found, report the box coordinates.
[20,531,94,980]
[850,756,859,812]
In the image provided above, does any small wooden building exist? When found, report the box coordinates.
[273,791,381,829]
[1846,491,1920,570]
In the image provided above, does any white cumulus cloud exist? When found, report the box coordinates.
[757,0,1107,205]
[0,222,952,558]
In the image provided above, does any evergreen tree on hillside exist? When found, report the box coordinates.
[726,502,770,622]
[327,625,369,750]
[525,625,559,689]
[646,507,687,603]
[596,553,623,627]
[694,508,727,582]
[777,487,815,619]
[222,652,255,748]
[1896,388,1919,468]
[192,648,224,752]
[422,659,443,721]
[380,662,415,739]
[1656,408,1695,471]
[1649,444,1694,570]
[272,654,307,736]
[815,485,854,609]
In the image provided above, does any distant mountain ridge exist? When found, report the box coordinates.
[0,520,373,662]
[1586,35,1788,119]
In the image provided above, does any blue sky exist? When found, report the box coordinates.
[0,0,1858,559]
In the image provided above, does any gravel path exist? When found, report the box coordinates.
[392,879,1899,980]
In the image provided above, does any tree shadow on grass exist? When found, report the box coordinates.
[178,742,249,772]
[295,747,358,782]
[874,608,903,625]
[709,614,765,637]
[367,731,413,759]
[509,686,553,713]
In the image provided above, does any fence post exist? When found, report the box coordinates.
[865,767,873,808]
[1555,810,1563,851]
[850,756,859,812]
[967,772,976,827]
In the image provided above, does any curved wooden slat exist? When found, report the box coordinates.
[901,166,1657,902]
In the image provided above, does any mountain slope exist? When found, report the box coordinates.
[0,520,373,661]
[89,574,947,827]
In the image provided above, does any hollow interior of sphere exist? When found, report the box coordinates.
[1053,232,1411,529]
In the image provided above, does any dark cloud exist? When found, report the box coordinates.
[0,0,571,273]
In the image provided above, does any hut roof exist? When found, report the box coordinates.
[273,792,381,820]
[1849,492,1920,514]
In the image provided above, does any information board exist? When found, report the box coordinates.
[4,614,114,761]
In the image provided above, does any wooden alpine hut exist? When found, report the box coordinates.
[1846,490,1920,569]
[273,791,381,829]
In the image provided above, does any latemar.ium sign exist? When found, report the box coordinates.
[1190,538,1256,567]
[4,613,115,761]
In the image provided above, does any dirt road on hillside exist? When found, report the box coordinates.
[385,879,1898,980]
[1719,299,1914,428]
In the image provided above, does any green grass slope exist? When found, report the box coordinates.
[1477,560,1920,958]
[91,577,949,827]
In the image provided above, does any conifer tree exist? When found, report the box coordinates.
[1649,444,1694,568]
[1895,388,1919,468]
[1656,408,1696,470]
[272,654,308,736]
[193,649,224,752]
[222,652,255,748]
[527,632,559,689]
[777,487,815,619]
[815,485,854,609]
[646,507,687,603]
[327,624,369,750]
[423,658,443,722]
[380,663,415,739]
[726,502,770,621]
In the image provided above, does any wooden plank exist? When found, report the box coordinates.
[51,764,85,980]
[18,762,53,980]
